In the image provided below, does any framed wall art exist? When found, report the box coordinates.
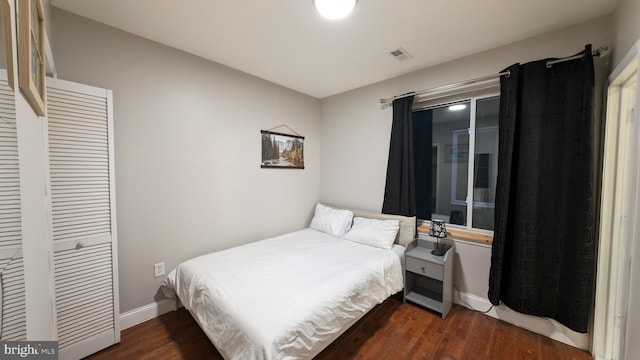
[261,130,304,169]
[1,0,14,89]
[445,144,469,163]
[18,0,45,116]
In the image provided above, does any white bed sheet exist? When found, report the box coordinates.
[161,228,403,360]
[391,243,406,269]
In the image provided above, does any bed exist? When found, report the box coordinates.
[161,205,416,359]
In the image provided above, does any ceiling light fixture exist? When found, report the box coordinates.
[448,104,467,111]
[312,0,358,20]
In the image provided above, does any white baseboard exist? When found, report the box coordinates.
[454,290,590,350]
[119,298,178,330]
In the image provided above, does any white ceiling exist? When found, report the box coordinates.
[51,0,618,99]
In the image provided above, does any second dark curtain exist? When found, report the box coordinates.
[382,96,416,217]
[488,45,596,333]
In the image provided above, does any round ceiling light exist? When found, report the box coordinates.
[312,0,358,20]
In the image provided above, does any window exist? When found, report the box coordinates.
[413,95,499,231]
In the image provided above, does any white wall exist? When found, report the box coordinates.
[319,16,613,349]
[51,9,321,313]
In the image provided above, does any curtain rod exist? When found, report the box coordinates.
[380,71,509,107]
[380,46,609,108]
[546,46,609,68]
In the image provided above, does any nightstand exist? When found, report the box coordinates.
[404,239,454,319]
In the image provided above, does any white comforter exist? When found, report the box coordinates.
[161,228,403,360]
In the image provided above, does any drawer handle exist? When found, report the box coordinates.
[421,266,425,273]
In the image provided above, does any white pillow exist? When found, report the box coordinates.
[342,217,400,249]
[309,203,354,237]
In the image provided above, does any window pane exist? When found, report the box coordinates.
[414,101,470,225]
[472,96,499,230]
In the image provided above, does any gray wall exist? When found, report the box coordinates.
[319,16,612,347]
[51,9,321,313]
[612,0,640,357]
[612,0,640,67]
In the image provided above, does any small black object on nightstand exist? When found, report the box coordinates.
[429,219,447,256]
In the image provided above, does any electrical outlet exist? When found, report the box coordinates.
[154,262,165,278]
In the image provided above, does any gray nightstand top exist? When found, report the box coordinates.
[405,239,452,264]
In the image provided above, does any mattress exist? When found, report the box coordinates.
[161,228,404,360]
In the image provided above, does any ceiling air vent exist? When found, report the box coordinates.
[389,47,412,61]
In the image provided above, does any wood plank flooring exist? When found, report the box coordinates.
[86,297,592,359]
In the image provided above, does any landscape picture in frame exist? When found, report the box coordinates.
[261,130,305,169]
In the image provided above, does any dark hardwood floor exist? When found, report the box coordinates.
[86,297,592,359]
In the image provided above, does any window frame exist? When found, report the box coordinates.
[413,91,499,241]
[450,127,469,207]
[472,125,498,209]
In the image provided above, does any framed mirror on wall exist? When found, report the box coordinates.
[18,0,45,116]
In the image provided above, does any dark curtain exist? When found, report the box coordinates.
[382,96,416,217]
[488,45,596,333]
[413,109,433,220]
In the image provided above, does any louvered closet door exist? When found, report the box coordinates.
[47,78,119,360]
[0,70,26,341]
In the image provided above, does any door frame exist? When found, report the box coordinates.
[593,40,640,360]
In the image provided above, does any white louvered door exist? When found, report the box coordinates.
[0,70,26,341]
[47,78,119,360]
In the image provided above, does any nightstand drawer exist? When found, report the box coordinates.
[405,256,443,281]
